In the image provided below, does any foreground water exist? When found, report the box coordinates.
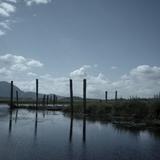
[0,105,160,160]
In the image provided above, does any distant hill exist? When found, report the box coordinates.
[0,81,51,99]
[0,81,23,98]
[0,81,84,101]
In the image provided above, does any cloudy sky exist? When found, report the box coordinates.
[0,0,160,99]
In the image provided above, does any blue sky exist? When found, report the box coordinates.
[0,0,160,98]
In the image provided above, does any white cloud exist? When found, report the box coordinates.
[0,56,159,99]
[0,29,5,36]
[70,65,91,79]
[0,0,51,36]
[0,54,43,72]
[111,66,118,70]
[0,2,16,16]
[27,59,43,67]
[130,65,160,80]
[6,0,17,3]
[27,72,37,76]
[25,0,51,6]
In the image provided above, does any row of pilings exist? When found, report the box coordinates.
[9,79,119,111]
[10,79,58,110]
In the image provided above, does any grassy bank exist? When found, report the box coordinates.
[63,99,160,128]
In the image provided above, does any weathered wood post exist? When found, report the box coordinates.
[10,81,13,109]
[115,90,117,101]
[52,94,54,106]
[53,94,56,105]
[83,79,87,114]
[36,79,38,110]
[70,79,73,115]
[105,91,108,103]
[47,95,49,106]
[16,91,19,107]
[50,95,52,104]
[43,94,46,106]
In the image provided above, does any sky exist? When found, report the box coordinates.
[0,0,160,99]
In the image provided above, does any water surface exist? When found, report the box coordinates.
[0,105,160,160]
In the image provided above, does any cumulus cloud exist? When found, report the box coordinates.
[0,0,52,36]
[111,66,118,70]
[130,65,160,80]
[0,55,159,99]
[0,2,16,17]
[70,65,91,79]
[0,29,5,36]
[25,0,51,6]
[5,0,17,3]
[27,59,43,67]
[0,54,43,72]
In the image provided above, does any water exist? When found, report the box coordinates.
[0,105,160,160]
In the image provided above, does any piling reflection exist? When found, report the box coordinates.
[83,115,86,143]
[68,114,87,143]
[34,111,38,137]
[69,115,73,142]
[15,109,18,123]
[9,110,12,135]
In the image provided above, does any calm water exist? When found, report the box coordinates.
[0,105,160,160]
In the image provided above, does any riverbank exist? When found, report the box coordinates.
[63,99,160,129]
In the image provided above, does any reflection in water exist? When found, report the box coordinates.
[69,116,73,142]
[9,110,12,135]
[83,116,86,143]
[43,110,45,118]
[1,109,160,160]
[15,109,18,123]
[69,114,87,143]
[34,112,38,137]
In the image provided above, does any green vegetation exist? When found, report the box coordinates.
[63,99,160,127]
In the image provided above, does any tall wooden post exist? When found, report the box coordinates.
[36,79,38,110]
[83,79,87,114]
[43,94,46,106]
[10,81,13,109]
[105,91,108,103]
[47,95,49,106]
[50,95,52,104]
[53,94,56,105]
[70,79,73,115]
[16,91,19,107]
[115,90,117,101]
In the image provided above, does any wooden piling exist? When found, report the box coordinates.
[10,81,13,109]
[70,79,73,115]
[36,79,38,110]
[43,94,46,106]
[47,95,49,106]
[83,79,87,114]
[53,94,56,105]
[105,91,108,103]
[16,91,19,107]
[115,90,117,101]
